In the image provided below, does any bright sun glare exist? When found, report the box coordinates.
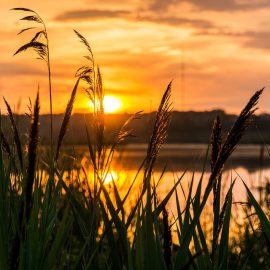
[88,95,122,113]
[104,170,118,184]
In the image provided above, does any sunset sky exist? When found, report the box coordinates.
[1,0,270,114]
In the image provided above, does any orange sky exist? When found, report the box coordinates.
[1,0,270,114]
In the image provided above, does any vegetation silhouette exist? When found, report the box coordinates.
[0,7,270,270]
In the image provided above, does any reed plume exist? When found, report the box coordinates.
[74,30,105,173]
[94,67,105,167]
[8,92,40,269]
[1,131,12,159]
[55,78,80,161]
[144,81,172,180]
[177,88,265,269]
[205,89,263,264]
[25,92,40,221]
[125,83,172,230]
[3,98,23,171]
[12,8,53,165]
[209,88,263,188]
[211,116,222,173]
[0,130,18,175]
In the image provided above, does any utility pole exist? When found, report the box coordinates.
[180,58,185,111]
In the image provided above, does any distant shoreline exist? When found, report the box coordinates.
[2,110,270,144]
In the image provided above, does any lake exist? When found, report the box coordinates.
[61,143,270,204]
[59,143,270,243]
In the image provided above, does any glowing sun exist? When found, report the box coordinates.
[104,170,118,184]
[88,95,122,113]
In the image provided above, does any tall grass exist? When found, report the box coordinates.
[1,7,270,269]
[12,7,54,166]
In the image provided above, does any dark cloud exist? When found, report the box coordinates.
[148,0,178,12]
[185,0,264,11]
[55,9,130,21]
[0,63,46,76]
[55,8,215,30]
[243,31,270,49]
[137,15,214,29]
[55,10,214,29]
[195,29,270,50]
[148,0,270,12]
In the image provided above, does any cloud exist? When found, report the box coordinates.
[148,0,178,12]
[55,9,130,21]
[54,7,215,31]
[195,29,270,50]
[137,15,214,29]
[55,9,214,31]
[185,0,259,11]
[243,31,270,49]
[0,63,46,76]
[148,0,270,12]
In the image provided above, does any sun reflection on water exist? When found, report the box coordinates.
[55,145,270,248]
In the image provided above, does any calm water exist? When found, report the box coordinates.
[68,143,270,171]
[60,143,269,241]
[64,143,270,204]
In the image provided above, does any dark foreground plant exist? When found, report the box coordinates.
[12,7,54,166]
[0,7,268,270]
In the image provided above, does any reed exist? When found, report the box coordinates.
[3,98,24,171]
[1,8,270,270]
[1,131,12,159]
[162,203,172,269]
[55,78,80,162]
[25,91,39,221]
[12,7,54,167]
[211,116,222,265]
[144,81,172,180]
